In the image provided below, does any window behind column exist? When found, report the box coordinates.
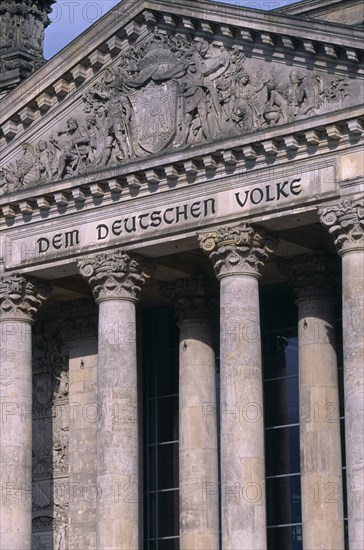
[261,283,347,549]
[261,284,302,550]
[142,306,180,550]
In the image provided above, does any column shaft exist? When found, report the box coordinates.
[297,297,344,549]
[79,251,150,550]
[179,318,219,549]
[0,319,33,550]
[199,223,277,550]
[342,250,364,549]
[0,275,49,550]
[320,200,364,549]
[97,298,139,549]
[220,274,266,550]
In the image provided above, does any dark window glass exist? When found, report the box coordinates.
[263,332,298,380]
[157,397,178,443]
[147,445,157,491]
[266,475,302,526]
[158,490,179,538]
[143,307,180,549]
[264,376,299,427]
[156,350,179,396]
[148,398,156,445]
[265,426,300,477]
[267,524,303,550]
[158,539,180,550]
[343,466,348,519]
[262,286,302,550]
[158,443,179,490]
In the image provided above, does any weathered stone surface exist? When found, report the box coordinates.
[0,27,356,195]
[0,273,50,321]
[199,223,278,278]
[320,202,364,550]
[341,250,364,550]
[200,225,277,549]
[0,275,49,550]
[283,254,345,550]
[78,251,149,549]
[164,277,219,549]
[78,249,152,302]
[0,0,362,547]
[0,0,55,94]
[32,334,69,550]
[162,276,217,322]
[68,339,98,550]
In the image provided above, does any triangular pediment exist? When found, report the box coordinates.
[0,0,363,198]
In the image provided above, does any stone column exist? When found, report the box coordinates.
[282,254,344,550]
[320,200,364,550]
[199,224,277,550]
[0,274,49,550]
[79,251,151,550]
[164,277,219,550]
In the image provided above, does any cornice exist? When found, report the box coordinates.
[0,107,362,223]
[274,0,361,17]
[0,0,363,144]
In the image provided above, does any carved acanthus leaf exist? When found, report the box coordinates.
[199,224,278,277]
[278,254,339,300]
[0,274,50,321]
[161,276,217,321]
[319,199,364,254]
[78,250,153,301]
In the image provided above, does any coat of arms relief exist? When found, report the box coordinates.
[1,31,352,195]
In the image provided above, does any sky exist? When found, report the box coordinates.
[44,0,297,59]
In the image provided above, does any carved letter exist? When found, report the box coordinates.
[112,220,122,236]
[290,178,302,196]
[163,208,175,225]
[138,214,149,230]
[235,191,249,209]
[52,234,63,250]
[191,202,202,218]
[97,224,109,240]
[37,238,50,254]
[250,188,264,205]
[124,217,136,234]
[150,211,162,228]
[265,185,275,202]
[65,230,80,248]
[276,181,289,200]
[204,198,216,217]
[175,204,188,224]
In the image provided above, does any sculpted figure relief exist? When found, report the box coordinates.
[53,508,68,550]
[1,31,352,194]
[231,71,271,131]
[50,118,91,179]
[32,335,69,545]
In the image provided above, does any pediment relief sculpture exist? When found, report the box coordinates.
[0,30,354,196]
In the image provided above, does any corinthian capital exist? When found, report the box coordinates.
[319,199,364,254]
[161,276,217,322]
[78,250,153,302]
[278,254,338,300]
[198,224,278,278]
[0,274,50,322]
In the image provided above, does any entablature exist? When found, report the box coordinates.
[0,107,363,224]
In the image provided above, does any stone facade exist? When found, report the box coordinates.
[0,0,363,549]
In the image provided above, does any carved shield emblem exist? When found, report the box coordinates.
[130,80,178,154]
